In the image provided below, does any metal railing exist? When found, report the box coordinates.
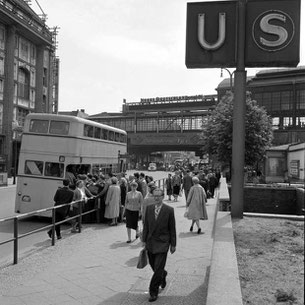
[0,178,166,266]
[0,197,98,265]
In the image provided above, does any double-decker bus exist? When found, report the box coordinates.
[15,113,127,214]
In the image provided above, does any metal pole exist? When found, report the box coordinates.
[231,0,247,219]
[13,138,17,184]
[51,208,55,245]
[78,201,82,233]
[13,217,18,264]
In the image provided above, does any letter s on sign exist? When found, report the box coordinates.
[252,10,295,52]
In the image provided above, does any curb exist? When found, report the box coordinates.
[206,204,243,305]
[243,212,304,221]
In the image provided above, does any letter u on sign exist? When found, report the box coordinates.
[197,13,226,51]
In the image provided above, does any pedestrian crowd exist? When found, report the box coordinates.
[47,167,220,302]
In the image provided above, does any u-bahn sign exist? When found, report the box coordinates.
[185,0,300,68]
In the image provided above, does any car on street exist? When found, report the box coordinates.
[148,162,157,171]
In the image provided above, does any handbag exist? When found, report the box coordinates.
[137,248,148,269]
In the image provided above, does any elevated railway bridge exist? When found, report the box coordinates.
[90,94,217,163]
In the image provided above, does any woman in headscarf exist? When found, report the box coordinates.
[104,177,121,226]
[186,176,208,234]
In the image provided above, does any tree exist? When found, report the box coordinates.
[200,92,273,167]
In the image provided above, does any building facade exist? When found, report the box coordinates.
[217,67,305,145]
[0,0,58,177]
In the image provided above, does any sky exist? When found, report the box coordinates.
[31,0,305,116]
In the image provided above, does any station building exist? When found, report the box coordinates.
[0,0,58,181]
[217,66,305,145]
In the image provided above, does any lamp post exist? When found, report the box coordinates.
[220,68,234,92]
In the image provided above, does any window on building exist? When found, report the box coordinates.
[0,103,3,134]
[43,68,47,86]
[281,91,291,111]
[283,117,293,128]
[261,92,272,111]
[272,117,280,130]
[0,27,4,45]
[0,57,4,75]
[17,108,29,127]
[296,117,305,128]
[30,45,36,60]
[18,68,30,99]
[30,70,35,87]
[20,40,29,60]
[297,89,305,110]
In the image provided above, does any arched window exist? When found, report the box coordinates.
[18,68,30,99]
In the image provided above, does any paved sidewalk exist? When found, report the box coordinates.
[0,195,217,305]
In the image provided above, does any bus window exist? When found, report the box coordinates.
[109,131,114,141]
[92,164,100,175]
[115,133,120,142]
[84,124,94,137]
[25,160,43,175]
[50,120,70,135]
[29,119,49,133]
[94,127,101,139]
[45,162,64,178]
[102,129,108,140]
[120,134,126,143]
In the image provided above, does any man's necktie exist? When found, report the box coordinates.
[155,205,161,220]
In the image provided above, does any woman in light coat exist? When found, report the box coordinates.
[186,176,208,234]
[105,177,121,226]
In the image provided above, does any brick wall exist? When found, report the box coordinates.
[228,186,298,215]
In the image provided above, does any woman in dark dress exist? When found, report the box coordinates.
[124,181,144,243]
[119,177,128,222]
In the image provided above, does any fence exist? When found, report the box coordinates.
[0,178,166,266]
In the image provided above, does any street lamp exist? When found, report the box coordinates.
[220,68,234,92]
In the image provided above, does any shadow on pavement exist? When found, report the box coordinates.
[178,231,202,239]
[97,266,210,305]
[124,255,138,267]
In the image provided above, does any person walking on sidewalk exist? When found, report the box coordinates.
[182,169,193,201]
[186,176,208,234]
[105,177,121,226]
[48,179,74,240]
[142,188,176,302]
[70,180,93,232]
[165,173,173,201]
[172,171,182,202]
[124,181,143,243]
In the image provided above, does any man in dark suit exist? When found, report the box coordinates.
[47,179,74,239]
[142,188,176,302]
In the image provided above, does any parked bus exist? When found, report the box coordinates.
[15,113,127,214]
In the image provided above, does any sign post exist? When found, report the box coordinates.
[231,0,246,218]
[186,0,300,218]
